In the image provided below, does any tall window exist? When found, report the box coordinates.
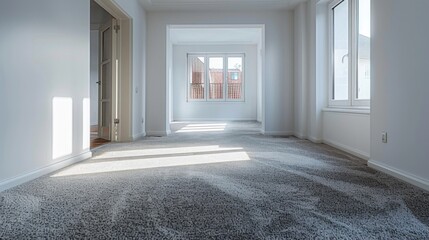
[188,54,244,102]
[330,0,370,107]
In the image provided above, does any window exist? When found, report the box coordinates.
[208,57,224,100]
[188,54,244,101]
[329,0,370,107]
[189,56,205,99]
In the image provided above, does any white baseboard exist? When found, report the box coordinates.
[368,160,429,192]
[173,118,257,121]
[292,133,322,143]
[146,131,170,137]
[322,139,369,160]
[133,132,146,140]
[263,131,294,136]
[293,132,306,139]
[308,136,322,144]
[0,151,92,192]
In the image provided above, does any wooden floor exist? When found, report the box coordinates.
[90,125,110,149]
[90,138,110,149]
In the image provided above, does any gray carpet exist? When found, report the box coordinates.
[1,121,429,239]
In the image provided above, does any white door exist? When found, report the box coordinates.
[98,19,118,141]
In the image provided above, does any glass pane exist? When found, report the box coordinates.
[357,0,371,100]
[227,57,243,99]
[209,57,224,99]
[189,56,205,99]
[101,102,110,128]
[102,27,111,61]
[101,62,112,99]
[333,0,349,100]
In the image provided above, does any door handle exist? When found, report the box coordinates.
[96,81,101,85]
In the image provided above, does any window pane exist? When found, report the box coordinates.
[189,56,205,99]
[357,0,371,100]
[333,0,349,100]
[227,57,243,99]
[208,57,224,99]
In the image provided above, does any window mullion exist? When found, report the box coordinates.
[223,55,227,101]
[205,55,209,101]
[348,0,354,106]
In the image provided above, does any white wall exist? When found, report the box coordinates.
[294,2,308,139]
[323,110,370,159]
[294,1,327,143]
[369,0,429,191]
[90,30,99,126]
[147,10,294,135]
[112,0,147,139]
[312,1,328,143]
[294,1,370,159]
[172,44,258,121]
[0,0,91,191]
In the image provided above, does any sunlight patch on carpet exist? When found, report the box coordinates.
[176,123,227,133]
[92,145,244,160]
[51,151,250,177]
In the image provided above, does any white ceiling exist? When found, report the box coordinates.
[170,27,262,45]
[140,0,307,11]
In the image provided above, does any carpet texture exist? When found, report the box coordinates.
[1,122,428,239]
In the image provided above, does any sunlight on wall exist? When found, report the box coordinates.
[52,97,73,159]
[51,151,250,177]
[92,145,243,160]
[176,123,227,133]
[83,98,90,150]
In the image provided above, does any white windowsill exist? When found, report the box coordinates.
[322,107,370,115]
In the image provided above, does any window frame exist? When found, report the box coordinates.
[187,53,245,102]
[207,55,227,102]
[328,0,370,108]
[187,55,207,102]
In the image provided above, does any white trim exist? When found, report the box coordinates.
[167,24,266,135]
[168,24,266,30]
[263,131,294,136]
[293,132,307,139]
[323,138,369,160]
[133,132,146,140]
[173,118,257,121]
[308,136,323,143]
[173,41,257,46]
[146,131,170,137]
[292,133,322,143]
[368,160,429,192]
[0,152,92,192]
[322,107,370,114]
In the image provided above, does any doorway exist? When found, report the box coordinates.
[166,25,266,134]
[89,0,133,149]
[90,0,115,148]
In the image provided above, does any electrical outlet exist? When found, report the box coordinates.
[382,132,387,143]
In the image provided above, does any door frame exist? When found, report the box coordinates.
[98,19,117,141]
[94,0,133,142]
[166,24,266,134]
